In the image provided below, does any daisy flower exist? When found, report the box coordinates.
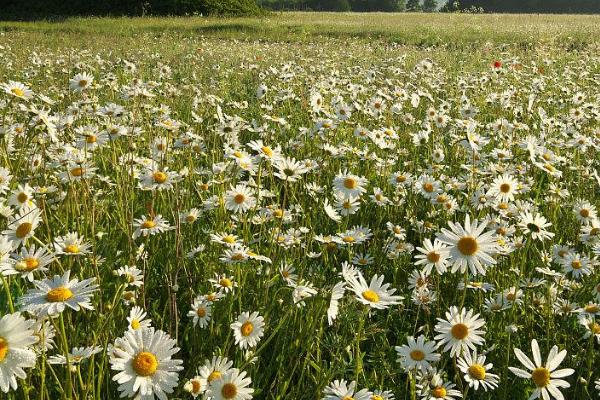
[206,368,253,400]
[509,339,574,400]
[437,215,498,276]
[198,356,234,384]
[488,173,519,203]
[116,265,144,287]
[53,232,91,256]
[395,335,441,372]
[230,311,265,350]
[4,244,54,281]
[415,239,450,275]
[272,157,309,182]
[434,306,486,357]
[347,273,403,310]
[3,206,42,245]
[69,72,94,92]
[456,349,499,391]
[110,327,183,399]
[518,211,555,241]
[127,306,152,331]
[560,252,593,279]
[210,274,237,294]
[19,270,98,317]
[322,379,372,400]
[0,313,38,393]
[333,171,368,197]
[327,281,345,326]
[47,346,102,365]
[418,373,462,400]
[183,376,207,398]
[225,185,257,214]
[132,215,172,239]
[187,298,212,328]
[2,80,33,100]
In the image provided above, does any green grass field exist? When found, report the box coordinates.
[0,12,599,400]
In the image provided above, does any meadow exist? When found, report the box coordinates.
[0,11,599,400]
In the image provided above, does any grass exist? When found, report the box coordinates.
[0,11,599,400]
[1,12,600,47]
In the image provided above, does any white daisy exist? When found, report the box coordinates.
[509,339,574,400]
[437,215,498,276]
[434,306,486,357]
[230,311,265,350]
[110,327,183,399]
[0,313,38,393]
[395,335,441,372]
[19,270,98,317]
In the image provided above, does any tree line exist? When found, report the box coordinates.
[1,0,264,20]
[257,0,439,12]
[443,0,600,13]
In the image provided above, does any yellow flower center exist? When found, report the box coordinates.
[15,222,33,239]
[221,383,238,399]
[132,352,158,377]
[131,319,141,330]
[450,323,469,340]
[196,308,206,318]
[457,237,478,256]
[153,172,167,184]
[585,304,599,313]
[71,167,85,177]
[0,337,8,361]
[219,278,232,288]
[341,397,355,400]
[22,257,40,271]
[185,215,196,223]
[342,236,355,243]
[17,192,28,203]
[273,209,284,218]
[11,88,25,97]
[141,220,156,229]
[46,287,73,302]
[234,194,245,204]
[343,178,357,189]
[431,386,447,398]
[64,244,80,254]
[261,146,273,157]
[241,321,254,336]
[191,379,202,393]
[468,364,486,380]
[423,182,434,193]
[409,349,425,361]
[571,260,582,270]
[396,175,406,183]
[223,235,236,244]
[78,79,88,87]
[427,251,441,263]
[499,183,511,193]
[362,290,380,303]
[531,367,550,388]
[580,209,590,218]
[589,322,600,334]
[590,228,600,236]
[207,370,222,382]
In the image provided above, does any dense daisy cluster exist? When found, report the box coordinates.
[0,28,599,400]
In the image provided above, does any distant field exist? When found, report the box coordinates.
[1,12,600,47]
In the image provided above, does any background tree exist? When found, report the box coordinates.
[422,0,438,11]
[406,0,422,11]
